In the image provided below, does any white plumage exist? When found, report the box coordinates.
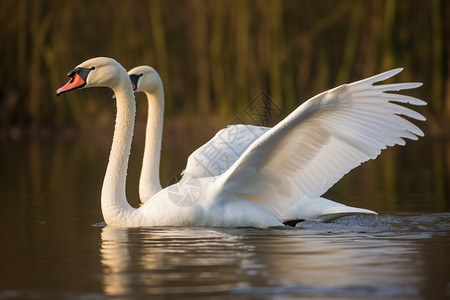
[57,58,426,228]
[129,66,377,221]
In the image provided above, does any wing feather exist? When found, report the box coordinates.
[182,125,270,180]
[218,69,426,215]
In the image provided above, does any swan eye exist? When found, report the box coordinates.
[90,67,96,70]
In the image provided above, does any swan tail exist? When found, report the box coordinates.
[282,196,377,222]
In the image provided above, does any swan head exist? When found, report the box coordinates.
[56,57,129,96]
[128,66,162,93]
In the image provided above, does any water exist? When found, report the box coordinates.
[0,135,449,299]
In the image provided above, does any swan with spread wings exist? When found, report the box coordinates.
[57,57,426,227]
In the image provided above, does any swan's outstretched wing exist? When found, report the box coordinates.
[181,125,270,179]
[218,68,426,215]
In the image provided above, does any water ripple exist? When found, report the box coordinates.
[298,213,450,237]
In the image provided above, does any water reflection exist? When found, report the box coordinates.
[99,215,450,298]
[100,226,251,295]
[0,136,449,299]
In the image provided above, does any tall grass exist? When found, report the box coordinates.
[0,0,447,135]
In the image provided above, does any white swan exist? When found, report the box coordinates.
[127,66,164,202]
[57,57,426,228]
[128,66,271,202]
[128,66,378,221]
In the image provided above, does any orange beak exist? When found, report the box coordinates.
[56,66,94,97]
[56,73,87,96]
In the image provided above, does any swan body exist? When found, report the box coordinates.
[129,66,272,201]
[129,66,375,221]
[57,57,426,227]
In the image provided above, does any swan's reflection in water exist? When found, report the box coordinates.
[100,227,253,296]
[99,216,449,298]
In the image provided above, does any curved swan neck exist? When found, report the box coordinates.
[139,85,164,201]
[101,73,136,225]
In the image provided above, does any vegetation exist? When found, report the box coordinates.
[0,0,448,137]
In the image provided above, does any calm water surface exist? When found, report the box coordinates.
[0,136,449,299]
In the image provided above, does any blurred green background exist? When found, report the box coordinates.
[0,0,448,138]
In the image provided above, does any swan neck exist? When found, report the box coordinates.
[101,76,136,225]
[140,87,164,201]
